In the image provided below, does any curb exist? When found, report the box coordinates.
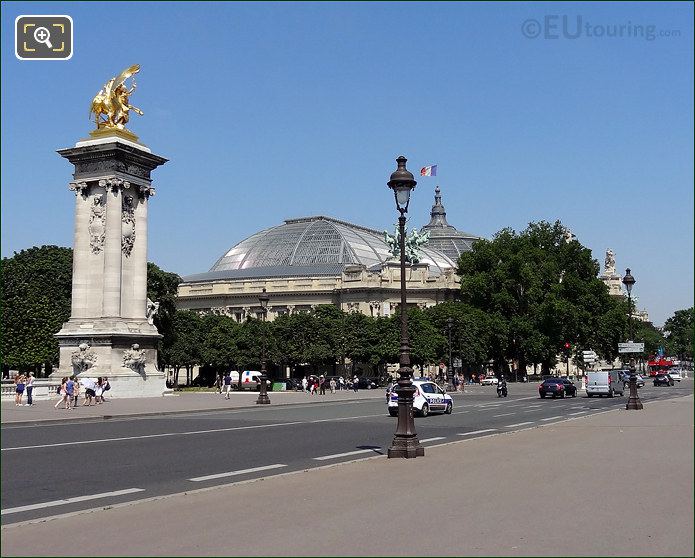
[0,393,385,427]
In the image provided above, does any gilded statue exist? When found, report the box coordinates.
[90,64,143,130]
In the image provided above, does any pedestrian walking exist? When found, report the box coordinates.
[95,377,104,404]
[223,371,233,399]
[64,376,75,409]
[301,376,308,393]
[54,377,68,409]
[309,379,316,395]
[353,375,359,393]
[329,378,336,393]
[319,375,326,395]
[215,373,223,395]
[339,376,345,391]
[102,377,111,402]
[14,374,26,406]
[72,376,80,408]
[81,377,96,406]
[26,372,35,406]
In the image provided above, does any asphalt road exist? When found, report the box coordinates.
[1,381,689,525]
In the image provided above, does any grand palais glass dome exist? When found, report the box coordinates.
[184,216,457,282]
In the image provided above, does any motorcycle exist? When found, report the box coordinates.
[497,384,508,397]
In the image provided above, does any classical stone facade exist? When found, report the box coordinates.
[177,262,460,321]
[176,207,472,319]
[54,135,169,396]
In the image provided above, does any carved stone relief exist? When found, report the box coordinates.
[121,195,136,257]
[88,193,107,254]
[69,181,90,198]
[71,342,98,373]
[123,343,147,374]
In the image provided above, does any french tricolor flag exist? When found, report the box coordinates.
[420,165,437,177]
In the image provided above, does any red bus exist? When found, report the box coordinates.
[647,357,676,377]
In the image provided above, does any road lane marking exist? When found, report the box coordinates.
[457,429,497,436]
[568,411,587,415]
[313,447,382,461]
[540,416,563,421]
[420,437,446,443]
[189,464,287,482]
[493,413,514,417]
[1,421,305,451]
[1,488,144,515]
[526,404,542,408]
[504,422,535,428]
[310,413,384,423]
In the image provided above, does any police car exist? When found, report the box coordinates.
[387,379,453,417]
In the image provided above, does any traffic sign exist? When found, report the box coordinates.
[582,350,598,362]
[618,342,645,353]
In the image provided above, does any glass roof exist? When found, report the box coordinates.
[209,216,456,276]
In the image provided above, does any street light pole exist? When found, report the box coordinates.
[256,288,271,405]
[447,317,453,390]
[622,269,642,410]
[387,156,424,459]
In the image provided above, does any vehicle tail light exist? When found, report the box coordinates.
[608,375,612,384]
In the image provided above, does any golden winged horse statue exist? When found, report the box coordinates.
[90,64,144,130]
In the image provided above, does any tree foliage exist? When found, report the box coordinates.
[664,307,694,360]
[1,246,72,373]
[458,221,616,373]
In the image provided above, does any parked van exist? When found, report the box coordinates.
[586,370,623,398]
[229,371,269,391]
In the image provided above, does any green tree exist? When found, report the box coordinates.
[458,221,614,375]
[663,307,694,360]
[168,310,204,387]
[146,262,182,368]
[1,246,72,375]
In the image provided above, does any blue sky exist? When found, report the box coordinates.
[2,1,692,325]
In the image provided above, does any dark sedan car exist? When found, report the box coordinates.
[619,371,645,389]
[653,374,674,387]
[539,378,577,398]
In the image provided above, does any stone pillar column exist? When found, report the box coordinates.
[68,181,91,318]
[133,186,153,320]
[102,178,124,317]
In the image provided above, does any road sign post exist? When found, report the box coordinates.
[618,342,645,354]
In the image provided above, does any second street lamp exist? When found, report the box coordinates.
[447,317,453,389]
[256,288,271,405]
[386,155,424,459]
[622,268,642,410]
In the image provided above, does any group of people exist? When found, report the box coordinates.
[13,373,35,406]
[53,376,110,410]
[301,375,361,394]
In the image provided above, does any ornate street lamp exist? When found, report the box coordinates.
[622,269,642,410]
[256,288,271,405]
[447,317,454,388]
[387,156,424,458]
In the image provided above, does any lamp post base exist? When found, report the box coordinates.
[256,374,271,405]
[625,377,643,410]
[387,379,424,459]
[387,438,425,458]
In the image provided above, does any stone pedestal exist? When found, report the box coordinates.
[54,134,169,397]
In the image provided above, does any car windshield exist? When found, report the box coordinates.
[419,383,436,394]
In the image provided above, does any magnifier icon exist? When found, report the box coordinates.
[33,26,53,49]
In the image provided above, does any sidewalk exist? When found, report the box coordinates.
[0,389,386,425]
[2,395,692,556]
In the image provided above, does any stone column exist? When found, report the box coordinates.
[68,181,91,318]
[133,186,153,320]
[102,178,124,317]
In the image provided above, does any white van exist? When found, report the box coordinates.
[229,371,268,391]
[586,370,624,398]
